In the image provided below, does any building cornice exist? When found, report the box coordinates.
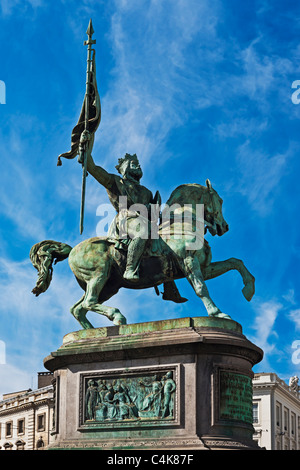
[253,375,300,408]
[0,397,53,417]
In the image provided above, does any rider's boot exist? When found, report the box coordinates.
[162,281,188,303]
[123,237,146,282]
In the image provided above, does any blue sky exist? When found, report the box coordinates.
[0,0,300,396]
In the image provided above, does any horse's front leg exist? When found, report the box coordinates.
[182,255,231,319]
[82,275,127,327]
[70,294,94,329]
[202,258,255,301]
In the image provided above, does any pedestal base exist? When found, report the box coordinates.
[44,317,263,450]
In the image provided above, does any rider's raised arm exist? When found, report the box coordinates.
[86,153,114,189]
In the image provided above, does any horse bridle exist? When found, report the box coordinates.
[204,187,218,234]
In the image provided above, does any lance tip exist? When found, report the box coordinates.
[86,18,94,37]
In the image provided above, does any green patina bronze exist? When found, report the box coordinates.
[84,370,176,424]
[219,371,253,425]
[29,21,255,330]
[61,316,243,347]
[30,179,255,329]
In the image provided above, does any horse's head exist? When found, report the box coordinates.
[204,179,229,237]
[163,180,229,238]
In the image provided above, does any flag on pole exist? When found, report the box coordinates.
[57,49,101,166]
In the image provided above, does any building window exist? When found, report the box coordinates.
[37,413,45,431]
[5,421,12,438]
[3,442,13,450]
[253,402,259,423]
[291,413,296,437]
[15,440,25,450]
[284,407,289,434]
[17,418,25,435]
[276,402,282,428]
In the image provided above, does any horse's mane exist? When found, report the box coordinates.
[165,183,207,207]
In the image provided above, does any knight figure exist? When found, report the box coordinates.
[85,150,187,304]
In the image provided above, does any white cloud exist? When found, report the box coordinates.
[212,117,269,140]
[249,300,281,356]
[0,364,33,399]
[249,291,300,373]
[0,0,43,16]
[0,254,83,392]
[283,289,296,306]
[232,36,294,110]
[94,0,224,170]
[0,115,51,241]
[239,39,275,102]
[234,139,296,215]
[288,309,300,331]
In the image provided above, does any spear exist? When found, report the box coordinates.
[79,19,97,234]
[56,19,101,233]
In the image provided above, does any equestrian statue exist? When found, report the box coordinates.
[29,21,255,329]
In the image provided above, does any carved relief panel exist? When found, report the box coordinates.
[79,366,179,429]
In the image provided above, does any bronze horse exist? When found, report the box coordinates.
[30,180,255,329]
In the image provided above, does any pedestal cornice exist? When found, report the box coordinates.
[44,317,263,371]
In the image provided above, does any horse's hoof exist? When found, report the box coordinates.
[112,312,127,325]
[242,282,255,301]
[209,312,232,320]
[217,313,232,320]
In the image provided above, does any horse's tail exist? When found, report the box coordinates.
[30,240,72,296]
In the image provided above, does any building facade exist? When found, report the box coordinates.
[0,373,54,450]
[253,373,300,450]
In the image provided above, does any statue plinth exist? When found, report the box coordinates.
[44,316,263,451]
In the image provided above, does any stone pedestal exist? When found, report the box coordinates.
[44,316,263,450]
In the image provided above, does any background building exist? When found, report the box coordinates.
[0,372,53,450]
[253,373,300,450]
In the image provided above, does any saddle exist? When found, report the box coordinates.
[107,235,180,282]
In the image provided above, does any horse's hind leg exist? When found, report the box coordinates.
[70,294,94,329]
[82,275,127,326]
